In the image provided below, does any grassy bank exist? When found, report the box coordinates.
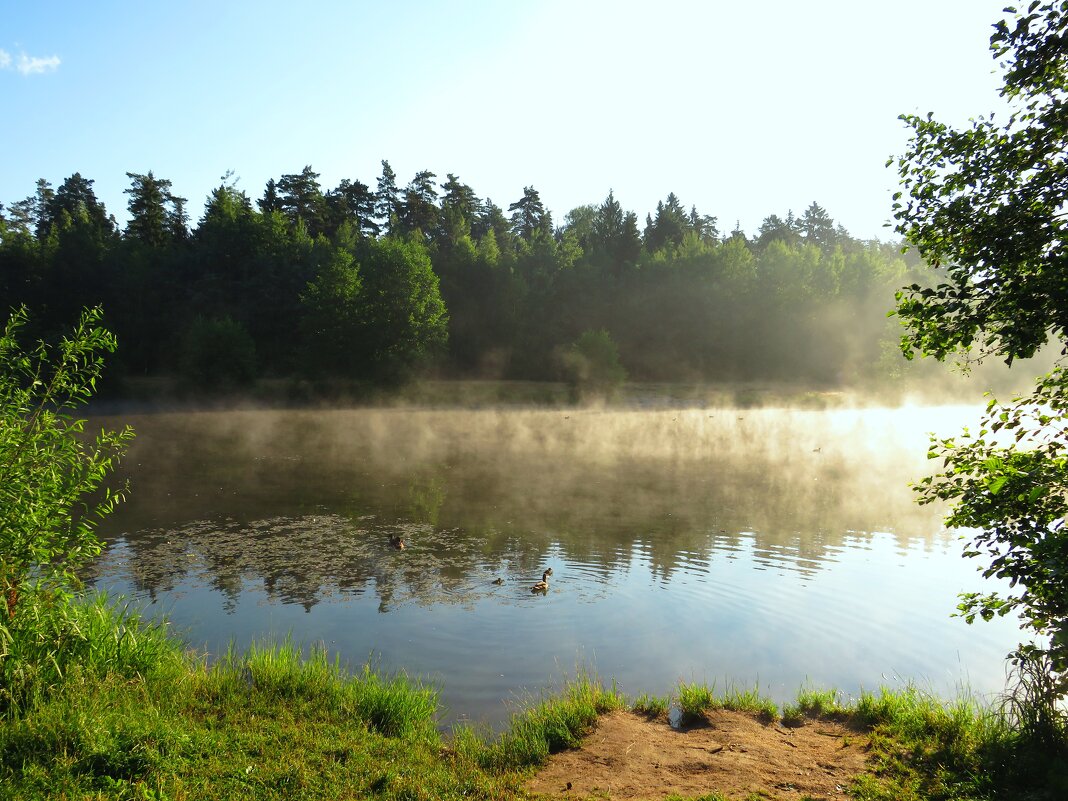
[1,595,1065,800]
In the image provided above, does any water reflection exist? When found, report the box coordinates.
[87,405,1022,725]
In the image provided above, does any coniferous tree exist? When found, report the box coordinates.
[124,172,183,248]
[591,191,624,260]
[49,174,114,239]
[755,214,799,250]
[440,174,478,225]
[276,166,328,236]
[375,160,401,235]
[645,193,689,251]
[401,169,439,237]
[689,206,719,242]
[326,178,378,239]
[800,201,836,249]
[7,179,55,238]
[508,186,551,241]
[259,178,282,214]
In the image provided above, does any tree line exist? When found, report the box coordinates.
[0,165,923,392]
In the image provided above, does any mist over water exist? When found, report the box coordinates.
[88,403,1023,727]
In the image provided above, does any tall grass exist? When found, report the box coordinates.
[0,590,182,716]
[474,672,626,771]
[676,681,778,724]
[781,687,847,727]
[0,594,191,795]
[1000,649,1068,755]
[198,637,440,739]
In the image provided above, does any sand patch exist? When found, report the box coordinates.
[526,709,869,800]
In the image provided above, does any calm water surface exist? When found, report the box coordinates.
[88,405,1023,727]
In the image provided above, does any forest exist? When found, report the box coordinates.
[0,164,925,394]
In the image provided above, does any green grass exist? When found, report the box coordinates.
[676,681,778,725]
[632,692,670,718]
[0,590,184,716]
[781,686,847,727]
[844,684,1068,801]
[474,671,627,772]
[3,593,1067,800]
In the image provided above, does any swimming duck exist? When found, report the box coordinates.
[531,568,553,593]
[492,577,504,585]
[389,534,406,550]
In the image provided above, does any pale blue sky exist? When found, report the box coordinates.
[2,1,1009,240]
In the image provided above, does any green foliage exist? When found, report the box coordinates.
[915,371,1068,693]
[4,617,1065,801]
[559,328,627,400]
[298,246,363,376]
[0,306,133,623]
[178,315,257,391]
[892,2,1068,364]
[892,1,1068,729]
[1,627,516,801]
[275,166,328,236]
[4,162,918,390]
[124,171,187,247]
[357,236,448,380]
[205,639,439,740]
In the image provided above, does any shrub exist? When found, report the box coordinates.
[0,306,134,714]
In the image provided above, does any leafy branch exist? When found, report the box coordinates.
[0,306,133,621]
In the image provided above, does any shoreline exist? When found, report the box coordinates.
[3,593,1061,800]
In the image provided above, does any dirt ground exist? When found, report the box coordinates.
[526,709,870,800]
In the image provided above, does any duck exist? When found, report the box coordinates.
[389,534,406,550]
[492,577,504,585]
[531,568,553,593]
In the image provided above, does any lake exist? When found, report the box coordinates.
[87,403,1023,728]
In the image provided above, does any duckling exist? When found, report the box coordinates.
[389,534,406,550]
[531,568,553,593]
[492,577,504,585]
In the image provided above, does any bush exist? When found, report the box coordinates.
[0,306,134,714]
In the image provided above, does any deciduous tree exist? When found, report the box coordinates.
[893,0,1068,716]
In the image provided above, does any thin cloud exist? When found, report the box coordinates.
[0,48,61,75]
[17,53,61,75]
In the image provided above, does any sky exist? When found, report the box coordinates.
[2,0,1013,241]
